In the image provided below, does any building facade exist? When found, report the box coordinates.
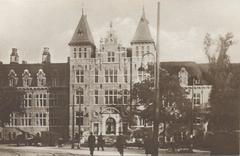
[0,48,69,141]
[0,8,212,141]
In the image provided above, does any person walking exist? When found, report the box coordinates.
[116,133,125,156]
[97,133,104,151]
[144,135,153,156]
[88,132,96,156]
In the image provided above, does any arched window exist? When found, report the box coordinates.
[22,69,32,87]
[106,117,116,134]
[8,69,18,87]
[37,69,46,87]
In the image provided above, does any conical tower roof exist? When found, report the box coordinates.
[69,12,95,46]
[131,8,154,44]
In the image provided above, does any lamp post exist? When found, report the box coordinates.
[138,2,160,155]
[71,93,75,149]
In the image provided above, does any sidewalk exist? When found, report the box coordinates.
[0,144,210,156]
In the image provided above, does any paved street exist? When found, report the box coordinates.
[0,144,210,156]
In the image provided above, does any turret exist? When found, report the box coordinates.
[131,7,155,59]
[42,47,51,64]
[10,48,19,64]
[69,10,96,59]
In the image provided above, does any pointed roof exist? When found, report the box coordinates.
[131,7,154,44]
[69,12,95,47]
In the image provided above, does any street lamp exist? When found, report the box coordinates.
[138,2,160,155]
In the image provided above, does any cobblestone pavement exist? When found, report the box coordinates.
[0,144,210,156]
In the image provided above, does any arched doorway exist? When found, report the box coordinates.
[106,117,116,135]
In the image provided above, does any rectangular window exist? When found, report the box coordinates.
[76,70,84,83]
[138,71,145,81]
[74,52,76,58]
[84,52,87,58]
[95,90,98,104]
[36,113,47,126]
[105,69,117,83]
[95,69,99,83]
[193,93,201,106]
[105,90,118,105]
[123,90,129,104]
[79,52,81,58]
[76,90,84,104]
[107,51,115,62]
[124,69,128,83]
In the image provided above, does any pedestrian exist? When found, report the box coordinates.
[115,133,125,156]
[144,135,153,156]
[88,132,96,156]
[97,133,104,151]
[170,136,175,152]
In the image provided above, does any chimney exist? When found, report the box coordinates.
[10,48,19,64]
[42,47,51,64]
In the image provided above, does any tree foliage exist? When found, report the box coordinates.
[204,33,239,131]
[0,87,24,127]
[132,65,191,133]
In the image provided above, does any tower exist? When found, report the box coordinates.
[130,7,155,82]
[42,47,51,64]
[10,48,19,64]
[68,11,96,59]
[69,10,96,139]
[131,7,155,59]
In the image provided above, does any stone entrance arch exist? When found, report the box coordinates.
[101,107,121,135]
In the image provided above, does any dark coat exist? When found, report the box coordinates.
[116,135,125,150]
[97,135,104,144]
[88,135,96,148]
[144,137,153,154]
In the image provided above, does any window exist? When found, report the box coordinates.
[21,113,32,126]
[37,69,46,87]
[74,48,76,52]
[74,52,76,58]
[84,48,87,51]
[94,69,99,82]
[147,46,150,52]
[24,93,32,107]
[36,113,47,126]
[107,51,115,62]
[79,48,81,51]
[84,52,87,58]
[124,68,128,83]
[105,90,118,105]
[193,93,201,106]
[94,90,99,104]
[49,93,56,107]
[136,46,139,57]
[123,90,129,104]
[138,71,145,81]
[105,69,117,83]
[22,69,32,87]
[36,93,47,107]
[8,69,18,87]
[9,113,17,126]
[76,69,84,83]
[76,90,84,104]
[78,52,82,58]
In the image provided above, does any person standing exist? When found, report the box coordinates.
[97,133,104,151]
[116,133,125,156]
[88,132,96,156]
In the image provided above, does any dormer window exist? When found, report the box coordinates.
[22,69,32,87]
[8,69,18,87]
[37,69,46,87]
[178,67,188,87]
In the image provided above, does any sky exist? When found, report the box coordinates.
[0,0,239,64]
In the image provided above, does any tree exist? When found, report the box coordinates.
[131,65,191,135]
[204,33,239,131]
[0,87,24,127]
